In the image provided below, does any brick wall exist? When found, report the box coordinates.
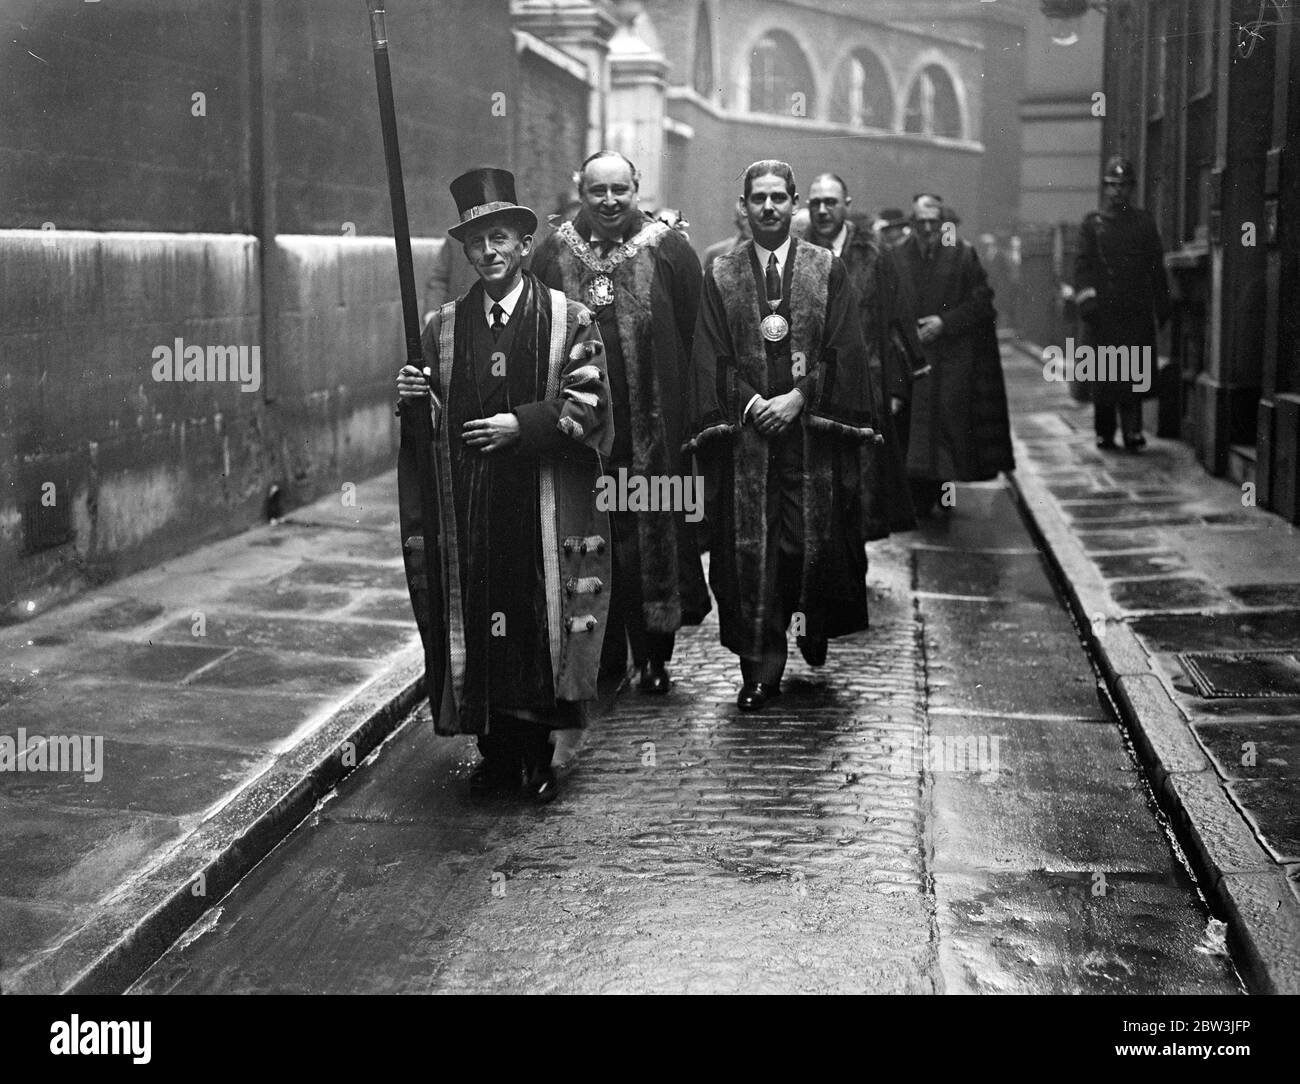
[515,48,590,229]
[1,0,252,232]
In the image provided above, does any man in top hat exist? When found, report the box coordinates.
[396,166,612,803]
[531,150,710,696]
[1074,155,1171,451]
[685,160,881,712]
[894,192,1014,516]
[805,171,919,538]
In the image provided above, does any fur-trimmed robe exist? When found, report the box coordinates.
[531,210,710,634]
[685,238,880,659]
[397,273,612,736]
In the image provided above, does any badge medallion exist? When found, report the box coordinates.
[760,312,790,342]
[586,274,615,308]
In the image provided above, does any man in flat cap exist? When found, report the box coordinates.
[873,208,911,249]
[685,160,880,712]
[532,150,710,696]
[894,192,1014,516]
[396,167,611,803]
[1074,155,1171,451]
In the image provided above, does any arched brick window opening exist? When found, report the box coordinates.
[831,48,893,129]
[903,63,962,139]
[748,30,815,117]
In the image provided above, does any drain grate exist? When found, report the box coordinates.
[1178,650,1300,698]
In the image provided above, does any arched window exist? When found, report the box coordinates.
[903,64,962,138]
[692,3,715,98]
[748,30,815,117]
[830,48,893,129]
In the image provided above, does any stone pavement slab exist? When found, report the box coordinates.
[0,471,423,993]
[1002,339,1300,994]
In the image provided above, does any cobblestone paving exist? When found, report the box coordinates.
[422,540,936,993]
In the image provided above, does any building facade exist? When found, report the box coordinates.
[1010,0,1105,350]
[1098,0,1298,521]
[639,0,1028,250]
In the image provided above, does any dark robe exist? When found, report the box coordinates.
[685,238,880,660]
[895,233,1014,482]
[399,272,612,736]
[837,221,921,536]
[1074,204,1170,408]
[531,210,710,639]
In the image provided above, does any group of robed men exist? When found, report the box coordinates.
[396,155,1013,803]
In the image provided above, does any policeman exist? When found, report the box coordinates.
[1074,156,1171,451]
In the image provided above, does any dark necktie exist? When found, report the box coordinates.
[490,302,505,340]
[765,252,781,303]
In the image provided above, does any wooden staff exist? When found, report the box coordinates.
[365,0,454,728]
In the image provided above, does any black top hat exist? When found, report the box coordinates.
[1103,155,1136,183]
[447,166,538,241]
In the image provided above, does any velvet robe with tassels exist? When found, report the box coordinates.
[400,273,612,736]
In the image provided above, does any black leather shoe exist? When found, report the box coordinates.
[523,764,560,804]
[1096,436,1117,450]
[1123,432,1146,452]
[469,756,520,798]
[796,635,828,668]
[737,682,781,711]
[638,660,671,694]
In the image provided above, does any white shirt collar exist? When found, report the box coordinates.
[753,235,792,272]
[484,276,526,323]
[830,223,849,258]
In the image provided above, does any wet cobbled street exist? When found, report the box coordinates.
[129,482,1242,995]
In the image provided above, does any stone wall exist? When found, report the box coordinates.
[0,0,550,615]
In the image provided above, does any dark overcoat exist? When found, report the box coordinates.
[895,233,1014,482]
[839,222,920,536]
[1074,204,1170,407]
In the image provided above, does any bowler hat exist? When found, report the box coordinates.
[1103,155,1136,184]
[448,166,538,241]
[876,207,908,229]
